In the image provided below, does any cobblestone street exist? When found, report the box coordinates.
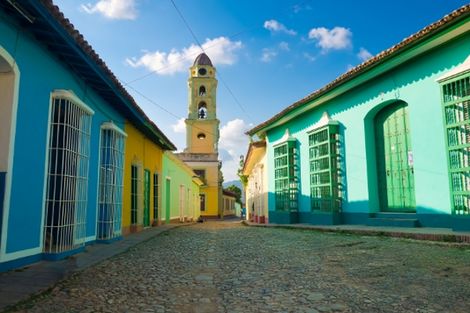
[9,221,470,313]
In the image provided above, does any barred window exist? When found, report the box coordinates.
[97,123,126,240]
[43,91,93,254]
[274,140,298,211]
[308,122,342,212]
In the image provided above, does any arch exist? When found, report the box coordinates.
[0,45,20,257]
[198,101,207,119]
[199,85,206,96]
[364,100,416,213]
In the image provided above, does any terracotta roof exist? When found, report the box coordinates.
[247,4,470,136]
[194,53,213,67]
[223,189,237,198]
[4,0,176,150]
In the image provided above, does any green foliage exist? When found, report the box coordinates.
[226,185,242,203]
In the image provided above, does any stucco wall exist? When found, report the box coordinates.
[266,32,470,219]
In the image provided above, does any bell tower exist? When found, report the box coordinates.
[185,53,220,154]
[178,52,223,218]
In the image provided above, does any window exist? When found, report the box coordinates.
[43,91,93,254]
[97,124,126,240]
[274,140,298,211]
[199,85,206,96]
[441,74,470,215]
[153,172,159,222]
[194,169,206,180]
[309,123,342,212]
[200,194,206,211]
[131,164,142,225]
[198,102,207,119]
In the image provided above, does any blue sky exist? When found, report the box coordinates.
[54,0,468,181]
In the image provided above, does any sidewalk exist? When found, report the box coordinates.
[0,223,192,312]
[242,221,470,243]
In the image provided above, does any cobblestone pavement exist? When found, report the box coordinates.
[8,221,470,313]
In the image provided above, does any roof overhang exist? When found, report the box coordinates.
[242,141,266,175]
[0,0,176,150]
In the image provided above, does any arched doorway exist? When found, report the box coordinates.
[375,102,416,212]
[0,47,19,251]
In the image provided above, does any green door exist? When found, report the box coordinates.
[375,102,416,212]
[165,179,171,224]
[143,169,150,227]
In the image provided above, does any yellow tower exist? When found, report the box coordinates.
[177,53,223,217]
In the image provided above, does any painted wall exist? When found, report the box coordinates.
[0,14,125,264]
[245,153,268,223]
[122,122,163,234]
[265,32,470,224]
[162,152,201,222]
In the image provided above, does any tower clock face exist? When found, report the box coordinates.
[198,68,207,76]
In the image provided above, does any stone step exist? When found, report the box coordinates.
[366,217,420,228]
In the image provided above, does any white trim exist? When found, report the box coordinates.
[1,247,42,263]
[94,128,102,240]
[85,235,96,243]
[437,55,470,83]
[51,90,95,116]
[38,95,54,255]
[305,111,333,133]
[0,45,20,261]
[101,121,127,137]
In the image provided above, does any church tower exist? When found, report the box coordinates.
[185,53,220,154]
[178,53,223,218]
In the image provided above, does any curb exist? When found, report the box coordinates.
[241,221,470,245]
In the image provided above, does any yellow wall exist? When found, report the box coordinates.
[122,122,163,234]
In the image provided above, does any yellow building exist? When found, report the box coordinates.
[177,53,223,217]
[242,140,268,223]
[122,121,176,234]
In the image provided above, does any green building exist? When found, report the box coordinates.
[162,152,203,223]
[247,5,470,231]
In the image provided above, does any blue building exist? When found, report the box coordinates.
[247,5,470,231]
[0,1,175,271]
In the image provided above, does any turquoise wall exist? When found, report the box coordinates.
[266,33,470,224]
[0,13,125,257]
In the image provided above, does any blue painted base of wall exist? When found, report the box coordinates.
[452,216,470,231]
[96,236,122,244]
[299,212,341,225]
[269,211,299,224]
[277,211,466,230]
[43,246,85,261]
[0,253,42,273]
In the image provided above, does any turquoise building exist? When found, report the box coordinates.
[247,5,470,231]
[0,1,175,271]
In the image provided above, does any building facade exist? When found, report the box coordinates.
[247,5,470,231]
[162,152,203,223]
[177,53,223,218]
[0,1,177,271]
[242,141,268,223]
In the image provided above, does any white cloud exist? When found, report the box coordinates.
[357,47,373,61]
[219,119,251,181]
[279,41,290,51]
[81,0,137,20]
[171,118,186,133]
[303,52,316,62]
[261,48,277,63]
[264,19,297,36]
[308,27,352,51]
[126,37,243,75]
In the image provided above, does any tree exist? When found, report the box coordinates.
[237,154,248,187]
[226,185,242,203]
